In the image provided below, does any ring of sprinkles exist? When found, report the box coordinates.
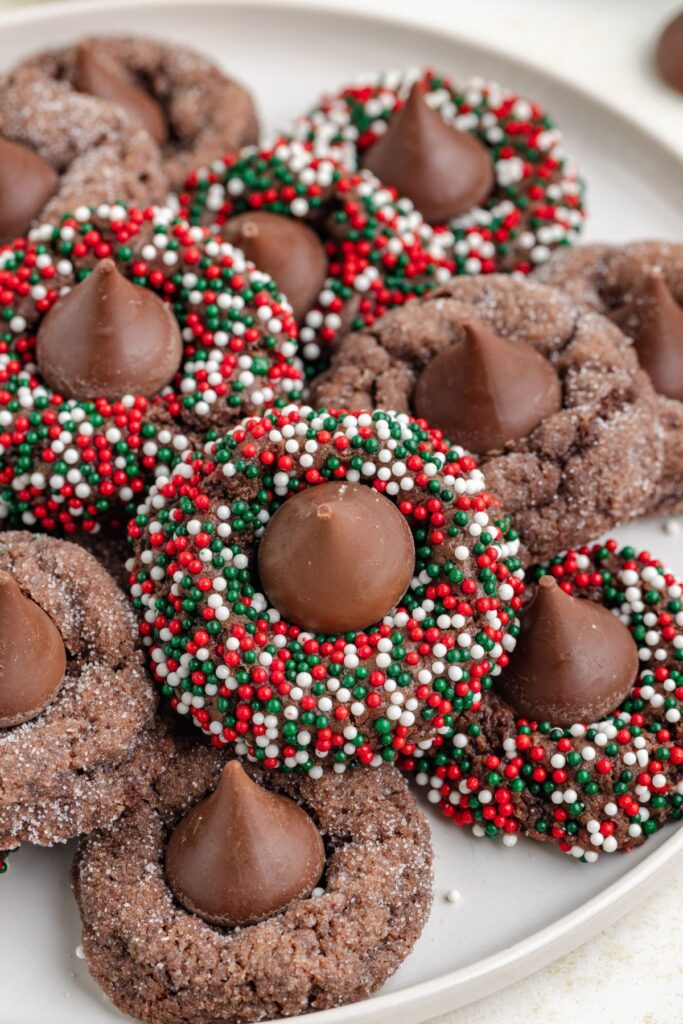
[403,541,683,862]
[289,68,585,274]
[179,139,454,374]
[0,203,302,534]
[128,406,525,775]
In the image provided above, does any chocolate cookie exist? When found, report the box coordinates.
[312,275,664,561]
[0,67,168,244]
[0,203,302,536]
[536,241,683,516]
[289,68,585,272]
[129,405,525,773]
[18,35,259,189]
[73,735,433,1024]
[0,531,169,848]
[404,541,683,861]
[179,138,454,375]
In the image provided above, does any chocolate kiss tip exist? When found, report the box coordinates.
[165,759,325,928]
[496,574,638,727]
[413,318,562,454]
[361,81,494,223]
[222,211,327,322]
[0,136,59,245]
[0,570,66,728]
[257,481,415,634]
[35,257,183,401]
[74,41,167,146]
[612,271,683,402]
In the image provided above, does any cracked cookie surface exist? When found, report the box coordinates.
[536,241,683,516]
[73,734,433,1024]
[312,275,664,560]
[0,531,167,846]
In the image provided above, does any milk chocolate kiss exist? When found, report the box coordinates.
[165,761,325,927]
[361,83,494,223]
[222,212,328,322]
[611,273,683,401]
[0,571,66,728]
[258,481,415,634]
[36,259,183,401]
[656,10,683,93]
[0,136,58,244]
[413,320,562,453]
[497,576,638,726]
[74,42,167,145]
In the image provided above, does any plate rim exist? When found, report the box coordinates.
[1,2,683,1022]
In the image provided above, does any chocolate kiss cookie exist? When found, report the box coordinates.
[496,575,638,725]
[129,406,524,774]
[535,241,683,516]
[0,203,302,538]
[0,532,168,847]
[257,480,415,634]
[165,760,325,927]
[412,319,562,453]
[361,82,494,223]
[289,67,585,273]
[73,736,433,1024]
[0,136,58,244]
[18,35,259,189]
[312,274,663,562]
[0,570,66,728]
[405,541,683,861]
[36,259,183,401]
[0,67,167,226]
[221,211,328,323]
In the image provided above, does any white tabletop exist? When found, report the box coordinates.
[1,1,682,1021]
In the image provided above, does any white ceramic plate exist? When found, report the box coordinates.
[1,2,683,1023]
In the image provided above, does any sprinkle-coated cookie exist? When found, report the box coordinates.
[128,405,524,774]
[536,241,683,517]
[72,734,433,1024]
[312,274,664,562]
[289,68,585,273]
[179,138,454,374]
[0,203,302,535]
[0,531,169,848]
[404,541,683,861]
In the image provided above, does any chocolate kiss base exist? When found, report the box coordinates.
[496,575,639,726]
[611,273,683,402]
[74,42,168,146]
[413,320,562,454]
[361,82,494,223]
[0,570,66,728]
[222,211,328,322]
[165,760,325,927]
[257,480,415,634]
